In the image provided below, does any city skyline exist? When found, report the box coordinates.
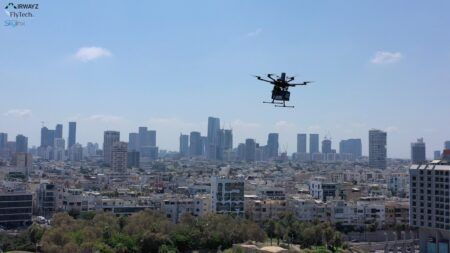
[2,1,450,158]
[1,117,450,160]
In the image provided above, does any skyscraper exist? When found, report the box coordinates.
[127,150,140,168]
[149,130,156,147]
[297,134,307,153]
[411,138,426,164]
[445,141,450,150]
[267,133,279,159]
[309,134,319,154]
[138,127,156,150]
[207,117,220,160]
[15,135,28,153]
[128,133,139,151]
[223,129,233,150]
[68,122,76,148]
[0,133,7,157]
[140,146,158,160]
[339,139,362,158]
[0,133,7,150]
[103,131,120,166]
[53,138,66,161]
[111,142,128,172]
[138,127,148,149]
[40,127,55,148]
[369,129,387,169]
[321,138,332,154]
[179,134,189,157]
[245,138,256,162]
[189,132,202,157]
[69,144,83,162]
[55,124,63,139]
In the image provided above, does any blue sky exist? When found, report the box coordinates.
[1,1,450,158]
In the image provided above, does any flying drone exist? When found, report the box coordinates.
[254,72,313,108]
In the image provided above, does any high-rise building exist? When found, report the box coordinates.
[201,136,208,156]
[267,133,279,159]
[138,127,148,149]
[369,129,387,169]
[127,150,140,168]
[216,129,233,161]
[211,176,244,217]
[138,127,157,150]
[434,150,441,160]
[223,129,233,150]
[0,133,7,158]
[15,135,28,153]
[321,138,332,154]
[140,146,158,160]
[128,133,139,151]
[68,122,76,148]
[111,142,128,172]
[86,142,98,157]
[69,144,83,162]
[55,124,63,139]
[339,139,362,159]
[207,117,220,160]
[15,153,32,173]
[40,127,55,148]
[297,134,307,153]
[53,138,66,161]
[445,141,450,150]
[245,138,256,162]
[237,143,245,161]
[309,134,319,154]
[189,131,202,157]
[0,133,7,149]
[411,138,426,164]
[179,134,189,157]
[410,157,450,252]
[149,130,156,147]
[103,131,120,166]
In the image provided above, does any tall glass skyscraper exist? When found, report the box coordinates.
[297,133,307,153]
[369,129,387,169]
[309,134,319,154]
[207,116,220,160]
[68,122,76,148]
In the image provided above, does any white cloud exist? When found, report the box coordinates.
[385,126,399,133]
[147,117,199,129]
[275,121,295,128]
[307,125,321,132]
[231,119,261,129]
[85,114,123,123]
[74,47,112,62]
[371,51,402,64]
[4,109,32,118]
[350,122,366,128]
[247,28,262,37]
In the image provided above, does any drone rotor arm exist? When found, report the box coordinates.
[267,74,277,81]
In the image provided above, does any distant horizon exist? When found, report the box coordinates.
[1,114,448,160]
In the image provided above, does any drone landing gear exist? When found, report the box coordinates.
[262,101,294,108]
[275,104,294,108]
[263,101,283,105]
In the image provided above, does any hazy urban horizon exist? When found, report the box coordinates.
[1,114,449,159]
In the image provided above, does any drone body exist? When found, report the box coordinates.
[254,72,312,108]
